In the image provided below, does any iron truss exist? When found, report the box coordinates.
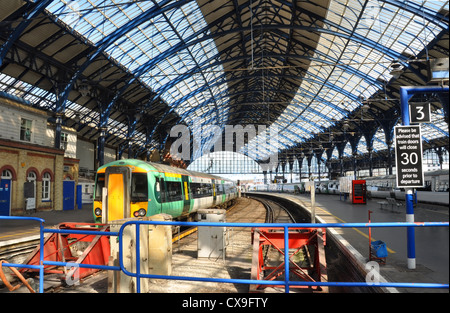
[0,0,448,170]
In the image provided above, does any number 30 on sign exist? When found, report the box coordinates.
[394,125,425,188]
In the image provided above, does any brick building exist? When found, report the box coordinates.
[0,93,79,216]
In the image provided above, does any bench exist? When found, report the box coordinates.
[378,197,403,213]
[377,199,389,209]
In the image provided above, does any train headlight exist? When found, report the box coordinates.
[133,208,147,217]
[94,207,102,217]
[138,208,146,217]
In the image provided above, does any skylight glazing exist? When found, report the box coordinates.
[46,0,230,135]
[246,0,448,160]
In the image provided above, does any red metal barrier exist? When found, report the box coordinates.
[21,223,110,281]
[250,227,327,292]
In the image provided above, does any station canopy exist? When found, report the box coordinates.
[0,0,448,164]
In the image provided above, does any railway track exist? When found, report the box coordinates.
[247,194,323,291]
[0,200,238,293]
[246,194,308,224]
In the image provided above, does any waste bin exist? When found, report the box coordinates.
[371,240,388,258]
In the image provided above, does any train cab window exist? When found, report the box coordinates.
[131,173,148,202]
[94,174,105,201]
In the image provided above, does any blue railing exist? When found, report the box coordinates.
[0,216,449,293]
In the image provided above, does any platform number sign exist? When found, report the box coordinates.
[409,102,431,124]
[394,125,424,188]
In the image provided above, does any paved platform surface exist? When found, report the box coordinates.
[263,192,449,293]
[0,204,95,245]
[145,196,267,293]
[1,196,448,293]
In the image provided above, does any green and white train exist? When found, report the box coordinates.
[93,159,238,223]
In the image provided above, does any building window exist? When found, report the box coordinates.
[42,173,51,201]
[27,171,36,193]
[60,132,68,150]
[20,118,32,141]
[1,170,12,179]
[27,171,36,182]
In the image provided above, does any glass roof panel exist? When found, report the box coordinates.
[46,0,229,133]
[246,0,448,159]
[2,0,445,162]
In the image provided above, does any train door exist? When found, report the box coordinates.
[220,181,226,203]
[105,166,131,222]
[181,175,191,215]
[212,179,216,206]
[154,176,164,212]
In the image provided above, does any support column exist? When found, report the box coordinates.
[97,127,107,168]
[399,85,449,269]
[54,112,63,149]
[368,147,373,177]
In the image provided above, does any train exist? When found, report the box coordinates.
[363,169,449,205]
[245,181,337,194]
[92,159,238,223]
[244,169,449,206]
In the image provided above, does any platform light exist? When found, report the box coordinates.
[389,62,403,79]
[362,102,370,113]
[79,82,90,97]
[329,133,334,141]
[427,58,449,85]
[343,121,350,131]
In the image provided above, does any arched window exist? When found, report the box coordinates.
[26,171,37,200]
[42,172,51,201]
[1,170,12,179]
[27,171,36,182]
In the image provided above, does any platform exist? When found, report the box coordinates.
[253,192,449,293]
[1,195,448,293]
[145,197,266,293]
[0,204,95,245]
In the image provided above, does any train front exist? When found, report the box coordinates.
[93,160,158,223]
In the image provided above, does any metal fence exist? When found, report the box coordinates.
[0,216,449,293]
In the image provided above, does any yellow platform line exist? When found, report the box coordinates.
[0,230,39,240]
[314,205,396,254]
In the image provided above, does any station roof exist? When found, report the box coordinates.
[0,0,448,165]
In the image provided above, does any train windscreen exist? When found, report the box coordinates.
[94,174,105,201]
[131,173,148,202]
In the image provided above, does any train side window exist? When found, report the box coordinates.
[191,182,213,198]
[94,174,105,201]
[131,173,148,202]
[166,181,183,202]
[216,184,224,195]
